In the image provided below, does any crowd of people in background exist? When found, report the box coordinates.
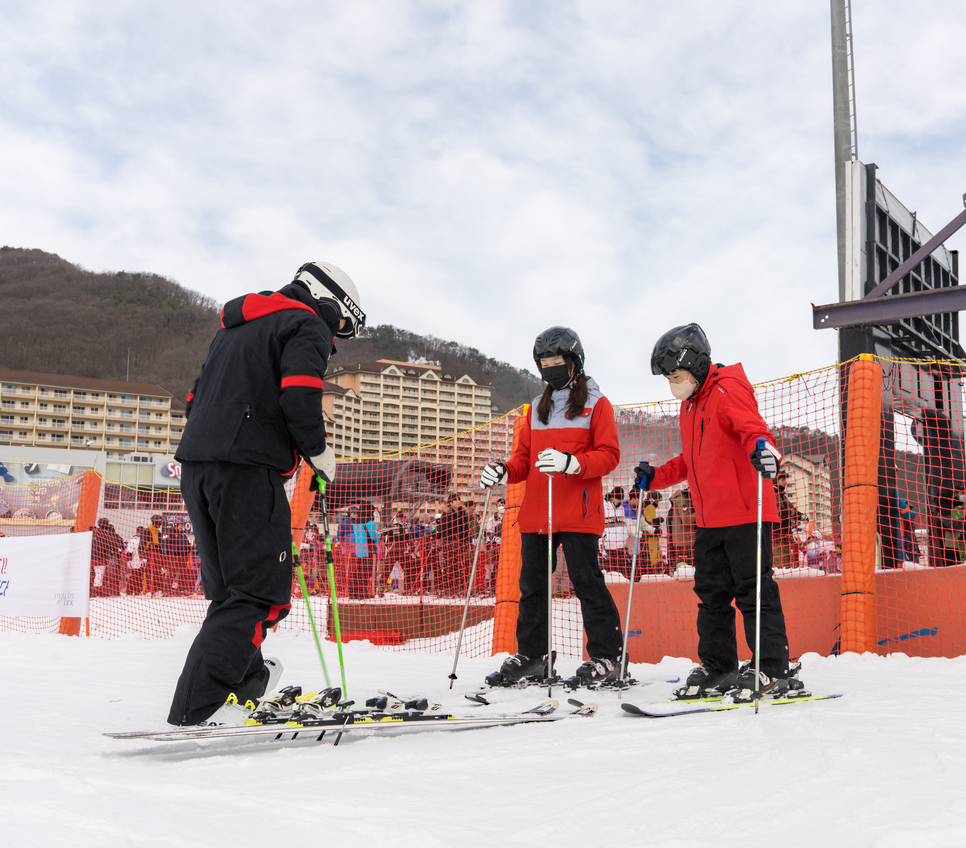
[80,473,946,603]
[89,514,198,598]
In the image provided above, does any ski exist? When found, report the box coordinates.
[470,672,680,703]
[106,699,597,742]
[620,692,843,718]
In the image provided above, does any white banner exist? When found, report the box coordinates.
[0,532,92,617]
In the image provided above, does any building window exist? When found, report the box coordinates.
[54,390,68,398]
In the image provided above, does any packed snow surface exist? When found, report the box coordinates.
[3,631,964,848]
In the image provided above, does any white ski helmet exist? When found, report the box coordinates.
[293,261,366,339]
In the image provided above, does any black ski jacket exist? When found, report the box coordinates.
[175,283,333,476]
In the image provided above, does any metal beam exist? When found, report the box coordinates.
[863,196,966,301]
[814,284,966,330]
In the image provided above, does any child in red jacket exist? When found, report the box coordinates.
[480,327,624,686]
[636,324,804,701]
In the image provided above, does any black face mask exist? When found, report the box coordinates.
[541,364,573,391]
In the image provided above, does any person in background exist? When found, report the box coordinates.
[480,326,624,687]
[636,323,801,701]
[347,502,379,598]
[641,492,665,574]
[122,527,146,595]
[601,486,631,578]
[666,487,697,569]
[774,470,807,569]
[91,518,125,597]
[436,493,473,596]
[896,493,918,565]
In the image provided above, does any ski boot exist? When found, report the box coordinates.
[731,660,807,703]
[246,685,303,724]
[485,652,555,687]
[672,664,738,701]
[203,693,257,727]
[565,657,622,690]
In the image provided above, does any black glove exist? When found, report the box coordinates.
[633,461,655,491]
[750,446,779,479]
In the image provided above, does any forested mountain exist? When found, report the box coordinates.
[0,247,221,403]
[0,247,542,411]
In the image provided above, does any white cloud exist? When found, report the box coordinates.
[1,0,964,405]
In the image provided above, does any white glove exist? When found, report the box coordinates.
[479,462,508,489]
[535,448,581,476]
[309,445,337,483]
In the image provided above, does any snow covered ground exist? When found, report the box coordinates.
[3,630,964,848]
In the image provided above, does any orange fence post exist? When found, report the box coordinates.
[61,470,103,637]
[491,410,528,655]
[289,461,317,550]
[840,355,881,654]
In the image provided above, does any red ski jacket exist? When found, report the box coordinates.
[504,378,620,535]
[651,363,779,528]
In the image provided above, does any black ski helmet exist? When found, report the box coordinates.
[533,326,585,376]
[651,324,712,383]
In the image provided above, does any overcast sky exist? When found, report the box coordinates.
[3,1,965,405]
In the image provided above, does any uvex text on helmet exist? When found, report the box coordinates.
[532,326,585,374]
[650,324,711,382]
[293,261,366,339]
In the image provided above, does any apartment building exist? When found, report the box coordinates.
[323,359,516,494]
[783,452,833,532]
[0,369,186,459]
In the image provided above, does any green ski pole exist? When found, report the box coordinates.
[293,540,330,688]
[317,475,348,700]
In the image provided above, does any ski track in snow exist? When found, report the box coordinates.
[2,631,964,848]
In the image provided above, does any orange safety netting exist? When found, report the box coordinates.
[4,355,966,664]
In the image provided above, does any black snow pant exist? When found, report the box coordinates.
[168,460,293,725]
[692,522,790,678]
[518,531,623,661]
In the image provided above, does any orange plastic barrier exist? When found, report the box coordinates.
[840,356,881,653]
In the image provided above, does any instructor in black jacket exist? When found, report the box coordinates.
[168,261,365,726]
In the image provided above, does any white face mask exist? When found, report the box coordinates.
[669,376,697,400]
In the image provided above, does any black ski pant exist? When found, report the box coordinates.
[168,460,293,726]
[518,531,623,662]
[692,522,790,678]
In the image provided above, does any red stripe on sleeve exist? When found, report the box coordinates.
[281,375,326,390]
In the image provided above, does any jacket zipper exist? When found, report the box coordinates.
[687,396,706,526]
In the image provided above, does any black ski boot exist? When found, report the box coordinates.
[672,665,738,700]
[573,657,620,685]
[485,652,555,687]
[732,660,807,703]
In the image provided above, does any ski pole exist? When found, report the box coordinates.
[293,540,331,688]
[547,473,554,697]
[448,488,493,688]
[755,437,764,715]
[618,483,647,701]
[317,475,348,701]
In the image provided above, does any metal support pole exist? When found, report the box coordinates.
[547,474,554,697]
[618,486,646,700]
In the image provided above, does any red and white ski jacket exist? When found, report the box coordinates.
[651,363,780,528]
[504,378,620,535]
